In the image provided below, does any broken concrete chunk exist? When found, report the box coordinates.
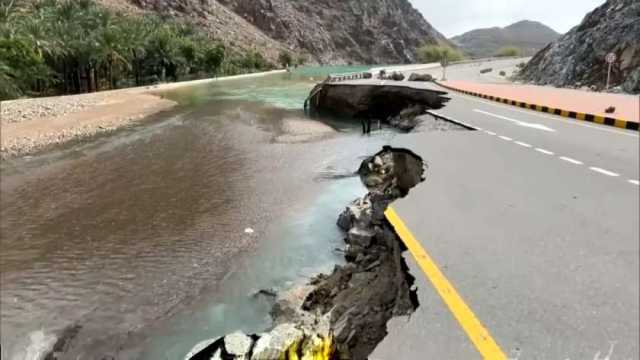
[271,285,316,324]
[347,226,375,248]
[224,331,253,359]
[337,198,373,231]
[388,104,427,132]
[349,271,376,288]
[251,323,304,360]
[337,207,354,231]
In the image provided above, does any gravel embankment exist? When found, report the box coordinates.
[1,71,287,160]
[1,93,111,125]
[1,91,176,159]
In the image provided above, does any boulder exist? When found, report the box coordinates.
[389,71,405,81]
[408,73,433,82]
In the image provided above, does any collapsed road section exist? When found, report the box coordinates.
[185,146,427,360]
[305,82,450,132]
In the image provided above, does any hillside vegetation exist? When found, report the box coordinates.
[0,0,278,100]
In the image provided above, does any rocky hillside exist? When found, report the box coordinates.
[451,20,560,58]
[520,0,640,93]
[101,0,448,65]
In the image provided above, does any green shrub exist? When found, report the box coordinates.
[278,50,293,68]
[416,45,465,65]
[496,47,521,57]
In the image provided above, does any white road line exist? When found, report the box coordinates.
[454,92,638,138]
[559,157,584,165]
[485,131,496,136]
[499,136,513,141]
[473,109,556,132]
[514,141,532,148]
[589,167,620,177]
[535,148,554,155]
[629,180,640,186]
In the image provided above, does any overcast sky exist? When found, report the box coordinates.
[409,0,606,38]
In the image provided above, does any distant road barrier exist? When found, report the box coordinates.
[436,81,639,131]
[326,72,371,82]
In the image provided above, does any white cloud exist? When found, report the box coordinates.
[409,0,607,37]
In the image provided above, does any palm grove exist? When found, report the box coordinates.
[0,0,290,100]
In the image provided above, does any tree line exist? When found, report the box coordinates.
[0,0,278,100]
[416,44,522,64]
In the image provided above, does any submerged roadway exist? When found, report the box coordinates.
[345,61,639,359]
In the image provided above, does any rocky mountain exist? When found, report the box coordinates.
[451,20,561,58]
[100,0,448,65]
[520,0,640,93]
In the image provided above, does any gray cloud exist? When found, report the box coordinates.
[409,0,606,37]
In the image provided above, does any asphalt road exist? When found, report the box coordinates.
[409,58,529,84]
[364,72,639,359]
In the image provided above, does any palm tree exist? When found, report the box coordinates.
[119,17,152,86]
[96,24,130,89]
[147,27,179,82]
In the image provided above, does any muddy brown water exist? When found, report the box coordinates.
[0,69,401,359]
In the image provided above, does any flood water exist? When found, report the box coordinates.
[0,67,404,359]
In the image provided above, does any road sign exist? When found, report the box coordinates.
[605,52,616,90]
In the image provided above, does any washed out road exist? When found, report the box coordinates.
[358,62,639,359]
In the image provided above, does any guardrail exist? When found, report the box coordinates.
[368,57,529,76]
[326,72,371,83]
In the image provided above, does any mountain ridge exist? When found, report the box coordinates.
[451,20,561,58]
[100,0,448,65]
[519,0,640,93]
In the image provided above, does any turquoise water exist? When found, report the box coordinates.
[167,65,372,110]
[139,178,366,359]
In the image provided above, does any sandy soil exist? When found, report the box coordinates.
[0,70,285,159]
[275,117,337,144]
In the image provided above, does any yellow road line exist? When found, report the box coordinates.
[385,206,507,360]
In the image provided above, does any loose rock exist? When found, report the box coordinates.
[407,73,433,82]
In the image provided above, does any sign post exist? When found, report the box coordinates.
[441,55,449,81]
[605,52,616,90]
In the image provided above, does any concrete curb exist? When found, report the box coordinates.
[435,81,639,132]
